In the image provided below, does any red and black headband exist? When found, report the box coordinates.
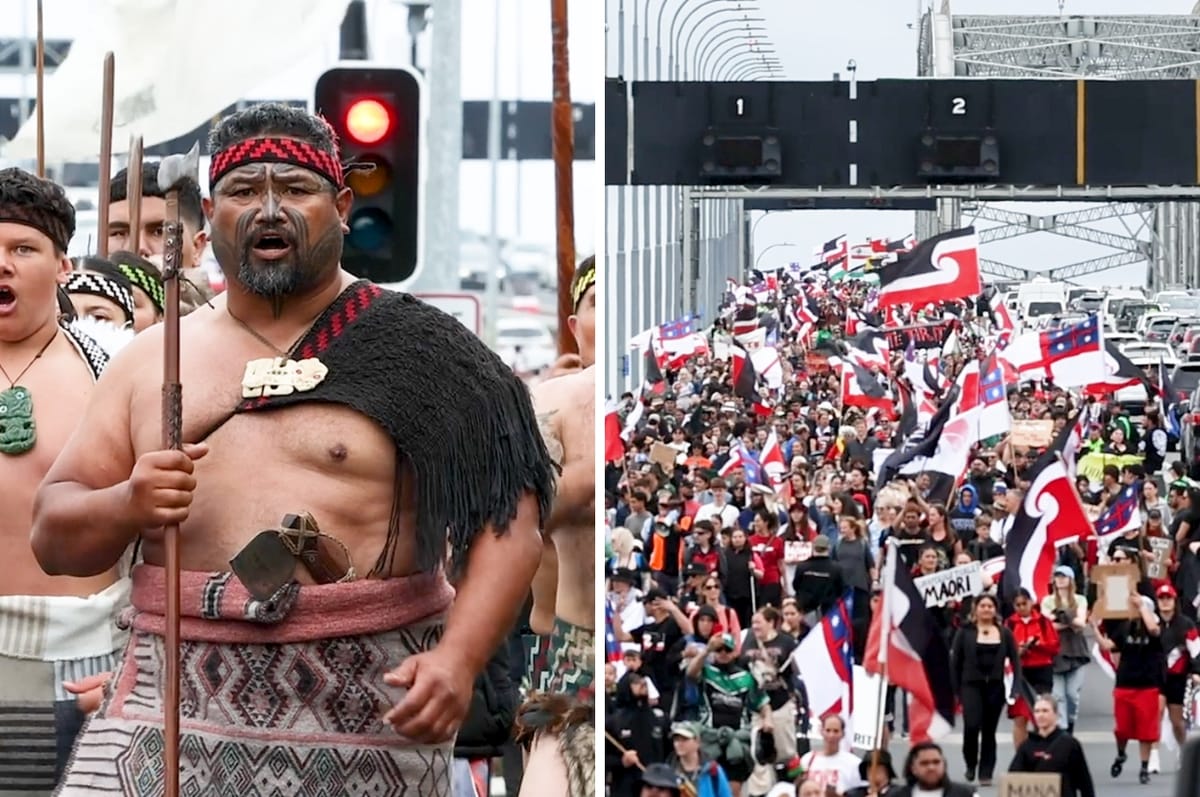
[208,137,345,189]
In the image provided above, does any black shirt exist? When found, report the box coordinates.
[742,633,799,710]
[1171,507,1200,544]
[632,616,685,694]
[1103,615,1165,689]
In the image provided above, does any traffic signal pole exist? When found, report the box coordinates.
[484,0,502,348]
[423,0,462,293]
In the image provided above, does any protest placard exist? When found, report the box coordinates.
[913,562,984,607]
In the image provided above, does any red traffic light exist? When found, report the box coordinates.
[345,99,392,144]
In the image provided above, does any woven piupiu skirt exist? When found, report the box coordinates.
[57,565,455,797]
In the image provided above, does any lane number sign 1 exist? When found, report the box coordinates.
[732,96,748,117]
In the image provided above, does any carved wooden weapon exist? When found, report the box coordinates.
[155,142,200,797]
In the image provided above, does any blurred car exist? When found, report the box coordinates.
[1115,343,1179,415]
[1168,320,1200,355]
[494,317,556,374]
[1140,313,1181,342]
[1172,362,1200,406]
[1184,385,1200,478]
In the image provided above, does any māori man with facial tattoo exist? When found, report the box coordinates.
[32,103,556,796]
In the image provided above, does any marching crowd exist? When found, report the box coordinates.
[602,252,1200,797]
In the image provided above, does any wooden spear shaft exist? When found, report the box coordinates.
[549,0,577,356]
[35,0,44,177]
[161,197,183,797]
[97,53,115,258]
[155,141,198,797]
[127,137,144,250]
[604,730,699,797]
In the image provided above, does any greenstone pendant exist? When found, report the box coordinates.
[0,386,35,455]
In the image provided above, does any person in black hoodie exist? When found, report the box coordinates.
[1153,582,1200,751]
[607,672,670,797]
[723,528,760,628]
[1009,695,1095,797]
[791,535,844,626]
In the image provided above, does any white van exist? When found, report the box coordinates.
[1102,288,1146,321]
[1016,279,1066,320]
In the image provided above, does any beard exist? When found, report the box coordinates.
[210,222,339,300]
[236,251,321,298]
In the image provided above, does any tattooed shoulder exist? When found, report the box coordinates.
[537,409,565,467]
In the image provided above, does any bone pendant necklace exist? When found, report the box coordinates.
[0,328,58,455]
[228,309,328,399]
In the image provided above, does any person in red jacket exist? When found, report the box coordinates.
[748,507,786,610]
[1006,588,1061,749]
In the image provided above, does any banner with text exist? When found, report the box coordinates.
[883,321,955,352]
[913,562,984,607]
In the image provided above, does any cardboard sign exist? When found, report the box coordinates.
[913,562,984,607]
[1011,419,1054,448]
[997,772,1061,797]
[1093,563,1141,619]
[1148,537,1174,580]
[785,540,812,564]
[649,442,677,472]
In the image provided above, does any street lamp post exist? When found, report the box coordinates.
[731,64,778,80]
[681,10,764,79]
[699,31,765,78]
[755,242,802,269]
[670,0,747,80]
[712,43,776,77]
[716,49,778,79]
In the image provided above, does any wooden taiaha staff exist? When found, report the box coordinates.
[96,53,115,258]
[549,0,578,356]
[126,136,144,249]
[155,142,200,797]
[34,0,44,177]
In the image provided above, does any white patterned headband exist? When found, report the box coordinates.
[65,271,135,325]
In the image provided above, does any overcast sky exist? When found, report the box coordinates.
[607,0,1199,288]
[4,0,598,261]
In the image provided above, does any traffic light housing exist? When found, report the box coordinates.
[315,67,421,284]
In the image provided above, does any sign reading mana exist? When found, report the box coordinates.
[913,562,984,607]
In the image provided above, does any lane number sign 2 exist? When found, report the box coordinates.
[951,97,966,115]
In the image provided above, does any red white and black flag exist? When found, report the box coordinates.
[732,345,771,416]
[816,234,848,267]
[1083,342,1149,396]
[1003,417,1094,601]
[877,227,982,309]
[865,540,957,743]
[839,360,893,416]
[642,347,666,391]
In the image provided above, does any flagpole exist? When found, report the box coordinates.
[872,538,897,769]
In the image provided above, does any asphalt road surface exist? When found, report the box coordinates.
[879,659,1187,797]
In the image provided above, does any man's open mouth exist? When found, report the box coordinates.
[253,234,291,251]
[0,286,15,307]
